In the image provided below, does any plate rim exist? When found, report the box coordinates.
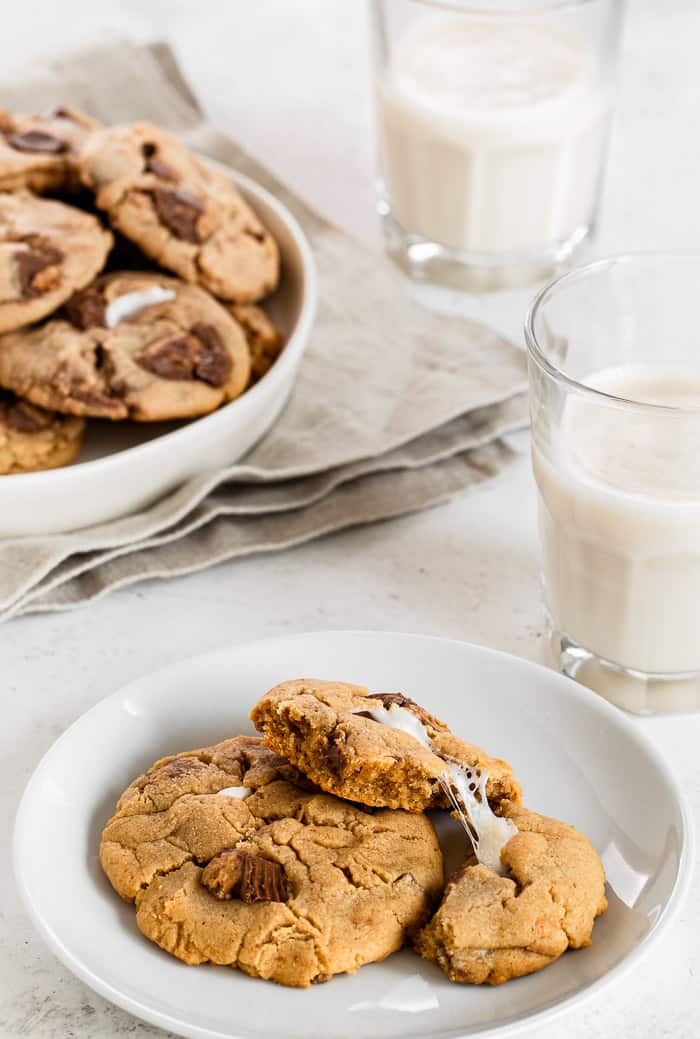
[13,630,696,1039]
[0,163,318,487]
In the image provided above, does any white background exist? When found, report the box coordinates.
[2,1,699,1037]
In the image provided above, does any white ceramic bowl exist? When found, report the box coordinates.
[0,167,317,536]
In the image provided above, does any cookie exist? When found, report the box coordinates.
[0,272,251,420]
[230,303,283,383]
[0,389,84,474]
[414,801,607,985]
[0,191,112,334]
[79,122,279,303]
[250,680,521,812]
[101,735,443,987]
[0,106,99,194]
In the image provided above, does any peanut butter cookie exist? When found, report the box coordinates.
[250,680,521,812]
[414,801,607,984]
[0,106,99,194]
[229,302,283,383]
[0,191,112,333]
[0,389,84,474]
[101,735,443,987]
[0,271,251,420]
[79,122,279,302]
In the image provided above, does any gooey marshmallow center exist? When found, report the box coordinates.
[216,785,253,799]
[104,286,176,329]
[363,703,516,874]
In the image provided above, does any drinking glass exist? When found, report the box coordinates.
[369,0,625,290]
[526,254,700,714]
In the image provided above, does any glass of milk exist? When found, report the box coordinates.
[369,0,624,290]
[526,254,700,714]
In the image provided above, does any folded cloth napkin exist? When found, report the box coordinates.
[0,40,528,621]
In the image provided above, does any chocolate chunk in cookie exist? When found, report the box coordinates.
[202,849,288,904]
[79,121,279,302]
[151,187,205,243]
[0,192,112,334]
[0,389,84,474]
[0,106,99,193]
[0,272,251,421]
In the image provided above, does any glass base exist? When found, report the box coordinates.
[380,206,591,293]
[548,625,700,715]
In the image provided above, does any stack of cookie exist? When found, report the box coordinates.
[0,107,283,475]
[100,678,608,989]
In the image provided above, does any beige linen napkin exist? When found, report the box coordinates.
[0,40,528,621]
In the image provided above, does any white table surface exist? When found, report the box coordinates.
[2,1,699,1037]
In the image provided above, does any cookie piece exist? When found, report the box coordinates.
[0,272,251,420]
[0,106,99,194]
[250,680,521,812]
[79,122,279,303]
[230,303,283,383]
[0,389,84,474]
[101,735,443,987]
[414,801,607,985]
[0,192,112,334]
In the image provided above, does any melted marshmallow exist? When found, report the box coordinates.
[216,785,253,799]
[104,286,176,329]
[362,702,516,874]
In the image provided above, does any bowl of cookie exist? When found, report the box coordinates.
[0,108,316,536]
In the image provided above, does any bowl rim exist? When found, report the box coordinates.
[3,164,318,486]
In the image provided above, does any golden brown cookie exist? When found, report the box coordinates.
[229,303,283,383]
[414,801,607,984]
[0,389,84,474]
[0,271,251,420]
[101,735,444,987]
[0,191,112,334]
[250,680,521,812]
[79,122,279,303]
[0,106,99,194]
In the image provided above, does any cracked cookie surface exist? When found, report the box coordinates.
[79,122,279,303]
[0,191,112,334]
[101,734,443,987]
[414,801,607,984]
[250,679,521,812]
[0,106,99,194]
[0,271,251,420]
[0,388,84,473]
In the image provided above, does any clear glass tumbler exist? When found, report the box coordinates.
[526,254,700,714]
[369,0,624,290]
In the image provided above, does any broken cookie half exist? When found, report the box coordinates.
[414,801,608,984]
[250,678,521,813]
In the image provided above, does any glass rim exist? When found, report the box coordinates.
[524,251,700,415]
[399,0,605,14]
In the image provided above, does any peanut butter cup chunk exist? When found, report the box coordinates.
[79,121,279,302]
[0,272,251,421]
[0,105,99,193]
[100,733,443,987]
[250,678,521,812]
[0,192,112,334]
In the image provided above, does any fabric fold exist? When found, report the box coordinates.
[0,39,528,620]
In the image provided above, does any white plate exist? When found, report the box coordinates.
[13,631,693,1039]
[0,165,317,536]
